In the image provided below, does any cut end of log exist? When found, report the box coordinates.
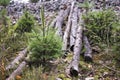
[70,45,74,52]
[70,67,78,77]
[84,54,93,62]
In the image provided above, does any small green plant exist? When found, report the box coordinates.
[22,66,43,80]
[28,29,62,62]
[28,5,62,62]
[0,0,10,7]
[15,12,34,34]
[78,0,93,14]
[83,9,120,46]
[30,0,39,3]
[0,9,9,26]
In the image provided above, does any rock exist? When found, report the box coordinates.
[56,78,62,80]
[85,77,94,80]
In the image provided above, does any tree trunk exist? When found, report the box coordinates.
[70,25,83,77]
[55,4,70,37]
[6,61,26,80]
[6,48,27,71]
[83,35,92,62]
[66,24,83,77]
[62,1,75,52]
[55,9,65,37]
[70,6,78,51]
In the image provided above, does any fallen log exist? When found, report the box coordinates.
[55,9,65,37]
[70,24,83,77]
[70,6,78,51]
[66,24,83,77]
[83,35,92,62]
[6,48,27,71]
[62,1,75,52]
[55,4,70,38]
[49,18,57,28]
[6,61,26,80]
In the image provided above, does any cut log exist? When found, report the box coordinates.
[83,35,92,62]
[6,48,27,71]
[55,9,65,37]
[62,1,75,52]
[55,4,70,37]
[66,24,83,77]
[49,18,57,28]
[6,61,26,80]
[70,6,78,51]
[70,25,83,77]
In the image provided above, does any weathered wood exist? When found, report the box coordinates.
[70,6,78,51]
[83,35,92,62]
[62,1,75,52]
[6,48,27,71]
[50,18,57,28]
[70,25,83,77]
[55,9,65,37]
[6,61,26,80]
[55,4,70,38]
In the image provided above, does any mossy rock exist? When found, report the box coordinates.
[58,74,66,79]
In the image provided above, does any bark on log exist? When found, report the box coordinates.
[62,1,75,52]
[70,25,83,77]
[55,5,70,38]
[55,9,65,37]
[83,35,92,62]
[70,6,78,51]
[50,18,57,28]
[66,24,83,77]
[6,61,26,80]
[6,48,27,71]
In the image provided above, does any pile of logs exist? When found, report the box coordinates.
[5,48,28,80]
[50,0,92,77]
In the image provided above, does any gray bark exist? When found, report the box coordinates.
[6,61,26,80]
[55,4,70,38]
[55,9,65,37]
[83,35,92,62]
[62,1,75,52]
[70,6,78,50]
[6,48,27,71]
[70,25,83,76]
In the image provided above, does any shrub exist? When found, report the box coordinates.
[83,9,120,46]
[0,0,10,7]
[0,9,9,26]
[28,29,62,62]
[30,0,39,3]
[15,12,34,34]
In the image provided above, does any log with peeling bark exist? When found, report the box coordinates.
[62,1,75,52]
[55,4,70,37]
[83,35,92,62]
[70,6,78,51]
[70,25,83,77]
[66,24,83,77]
[6,48,27,71]
[55,9,65,37]
[50,18,57,28]
[6,61,26,80]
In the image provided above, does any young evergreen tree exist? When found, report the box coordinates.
[0,0,10,7]
[15,12,34,34]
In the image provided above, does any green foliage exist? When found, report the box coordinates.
[15,12,34,34]
[83,9,120,46]
[28,29,62,62]
[28,4,62,62]
[0,0,10,7]
[78,0,93,13]
[22,66,44,80]
[0,9,9,26]
[30,0,39,3]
